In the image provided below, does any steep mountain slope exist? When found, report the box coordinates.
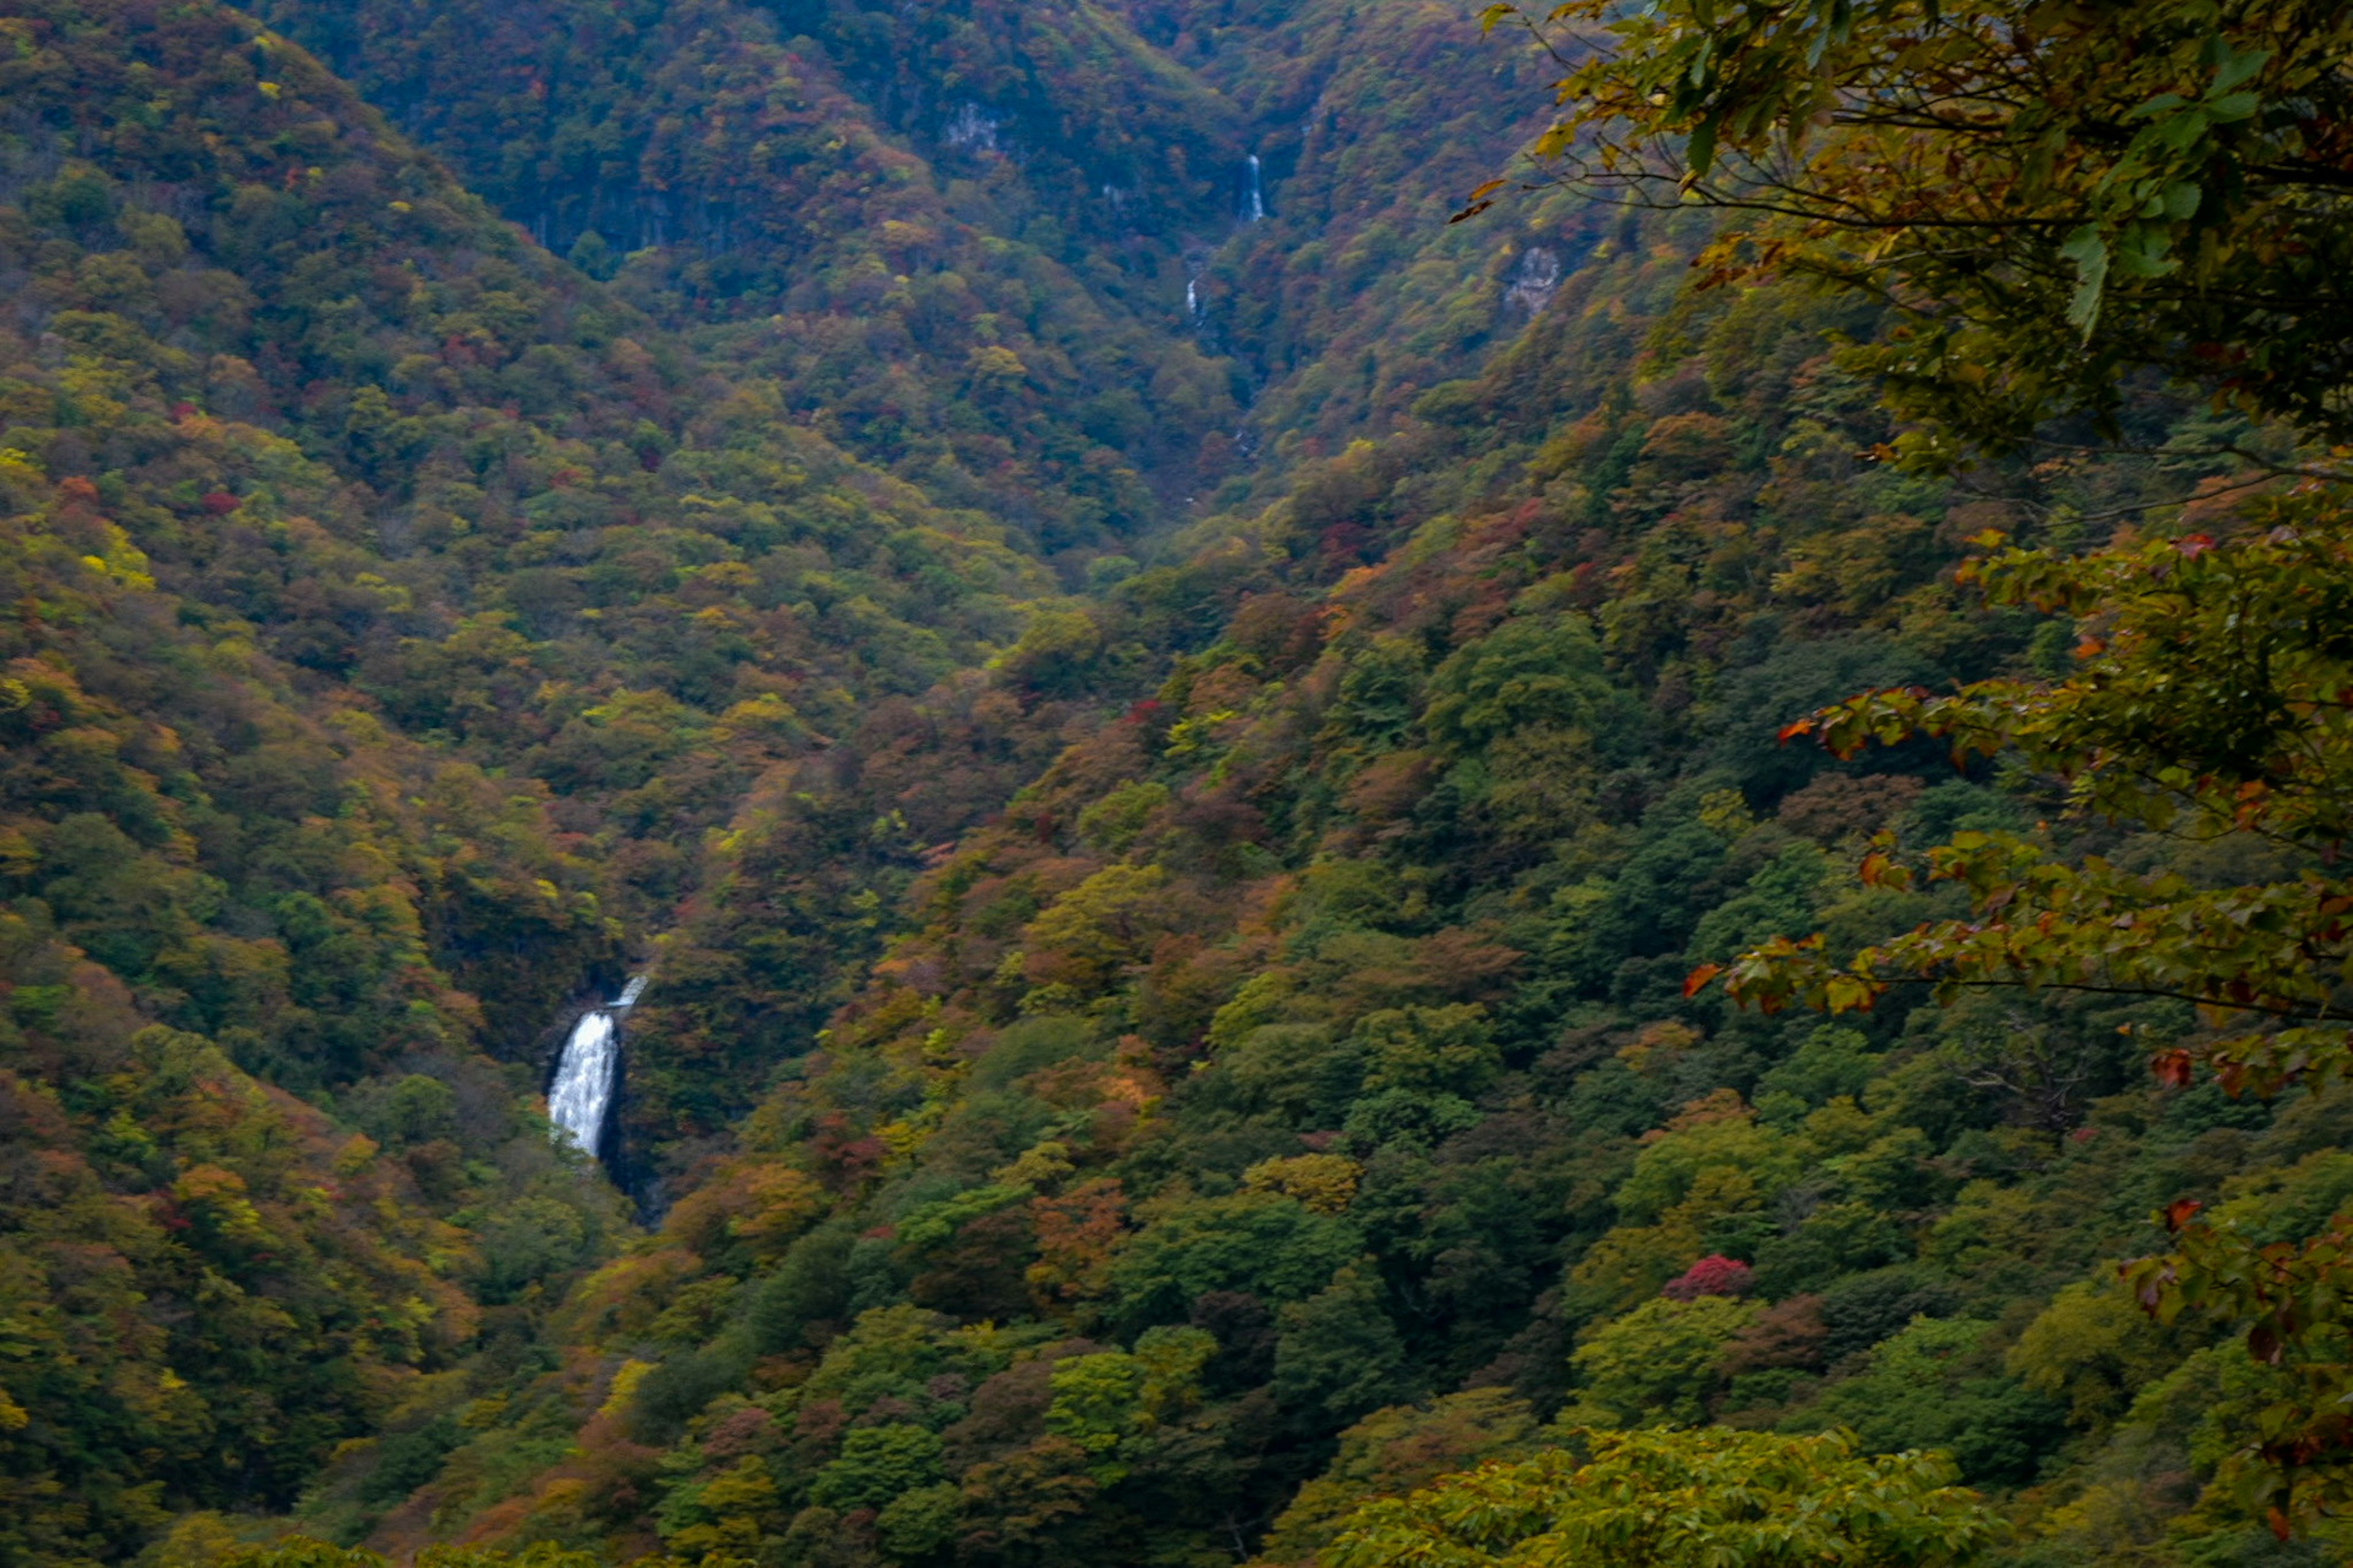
[10,1,2339,1565]
[246,0,1565,548]
[0,0,1104,1550]
[414,220,2324,1565]
[243,0,1247,564]
[192,0,1598,1175]
[0,0,1120,1066]
[1117,0,1589,474]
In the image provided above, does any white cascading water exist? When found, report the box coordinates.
[1241,154,1265,222]
[547,976,644,1159]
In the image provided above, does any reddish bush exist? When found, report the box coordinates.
[1719,1294,1828,1374]
[1662,1254,1754,1301]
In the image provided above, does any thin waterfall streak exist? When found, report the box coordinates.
[1242,154,1265,222]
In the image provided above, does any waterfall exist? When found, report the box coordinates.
[1241,154,1265,222]
[547,975,643,1159]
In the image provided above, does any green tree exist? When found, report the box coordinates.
[810,1423,948,1513]
[1569,1296,1762,1428]
[1042,1326,1216,1483]
[1696,498,2353,1523]
[1324,1426,1996,1567]
[1354,1005,1500,1097]
[1275,1264,1416,1427]
[876,1482,962,1560]
[1259,1390,1545,1564]
[2008,1276,2184,1430]
[213,1542,615,1568]
[1795,1318,2065,1487]
[1485,0,2353,455]
[1506,0,2353,1531]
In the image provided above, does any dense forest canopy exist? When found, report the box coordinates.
[5,0,2353,1566]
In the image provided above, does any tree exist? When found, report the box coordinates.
[1258,1390,1546,1566]
[212,1543,618,1568]
[1479,0,2353,458]
[1661,1256,1754,1303]
[1710,506,2353,1094]
[1275,1265,1416,1427]
[1569,1295,1762,1427]
[1487,0,2353,1532]
[810,1423,947,1512]
[1688,498,2353,1524]
[1796,1318,2065,1487]
[1323,1426,1997,1567]
[1041,1327,1214,1483]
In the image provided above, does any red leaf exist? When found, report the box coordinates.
[2249,1321,2281,1365]
[2151,1049,2196,1088]
[1682,963,1722,998]
[2162,1197,2203,1232]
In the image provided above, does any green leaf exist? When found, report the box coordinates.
[2059,224,2109,338]
[2207,42,2270,97]
[2126,90,2186,123]
[1685,114,1718,181]
[2159,104,2213,151]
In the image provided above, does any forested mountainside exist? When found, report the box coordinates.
[242,0,1562,551]
[0,0,1083,1553]
[438,232,2332,1568]
[7,0,2353,1566]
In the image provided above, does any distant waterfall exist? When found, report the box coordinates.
[547,975,645,1160]
[1241,154,1265,222]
